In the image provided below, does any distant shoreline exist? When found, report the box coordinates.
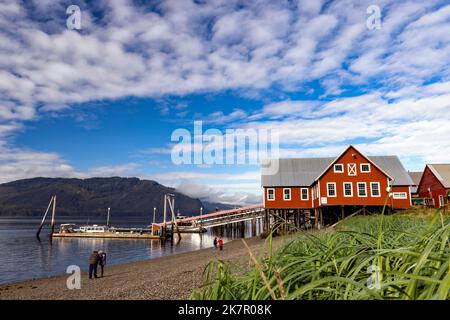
[0,235,287,300]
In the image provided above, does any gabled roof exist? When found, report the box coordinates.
[408,171,423,186]
[261,153,414,187]
[261,157,333,187]
[314,145,393,183]
[427,164,450,188]
[369,156,413,186]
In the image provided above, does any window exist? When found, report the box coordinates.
[348,163,357,176]
[343,182,353,197]
[439,195,444,207]
[360,163,371,173]
[327,183,336,197]
[393,192,407,199]
[301,188,309,201]
[267,188,275,201]
[334,164,344,173]
[283,188,291,200]
[357,182,367,197]
[370,182,381,197]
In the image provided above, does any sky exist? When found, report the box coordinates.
[0,0,450,206]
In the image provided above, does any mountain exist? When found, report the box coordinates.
[0,177,203,219]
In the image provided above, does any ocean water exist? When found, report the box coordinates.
[0,216,262,284]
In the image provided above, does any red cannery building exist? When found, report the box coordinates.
[417,164,450,209]
[261,145,414,227]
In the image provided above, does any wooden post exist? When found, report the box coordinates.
[314,209,318,229]
[107,207,111,227]
[36,196,54,240]
[166,194,181,243]
[341,206,345,220]
[50,196,56,240]
[319,208,323,229]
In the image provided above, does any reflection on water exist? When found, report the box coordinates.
[0,216,262,284]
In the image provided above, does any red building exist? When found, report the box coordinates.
[417,164,450,208]
[261,146,413,226]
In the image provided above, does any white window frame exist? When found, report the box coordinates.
[439,195,444,207]
[370,182,381,197]
[392,192,407,199]
[300,188,309,201]
[327,182,337,197]
[348,163,357,176]
[343,182,353,197]
[357,182,367,197]
[283,188,291,201]
[360,163,371,173]
[267,188,275,201]
[334,164,344,173]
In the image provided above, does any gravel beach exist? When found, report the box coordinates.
[0,236,287,300]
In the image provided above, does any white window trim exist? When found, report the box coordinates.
[392,192,407,199]
[357,182,367,197]
[343,182,353,197]
[360,163,371,173]
[370,182,381,197]
[283,188,291,201]
[300,188,309,201]
[326,182,337,197]
[439,195,444,207]
[334,164,344,173]
[348,163,357,176]
[267,188,275,201]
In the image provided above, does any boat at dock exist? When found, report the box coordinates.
[53,223,161,239]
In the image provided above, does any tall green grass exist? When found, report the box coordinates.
[191,208,450,300]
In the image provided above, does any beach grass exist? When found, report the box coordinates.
[191,206,450,300]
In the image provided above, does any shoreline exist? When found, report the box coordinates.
[0,235,288,300]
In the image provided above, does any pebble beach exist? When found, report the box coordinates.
[0,236,286,300]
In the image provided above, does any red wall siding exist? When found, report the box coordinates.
[417,166,449,208]
[391,186,412,209]
[264,187,313,209]
[263,146,412,210]
[318,147,390,207]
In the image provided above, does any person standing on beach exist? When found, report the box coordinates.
[88,250,100,279]
[213,237,218,250]
[218,238,223,251]
[98,250,107,277]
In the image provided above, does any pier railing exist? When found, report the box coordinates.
[162,204,265,230]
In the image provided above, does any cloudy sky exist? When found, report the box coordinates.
[0,0,449,206]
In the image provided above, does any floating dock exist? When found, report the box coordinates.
[52,232,162,239]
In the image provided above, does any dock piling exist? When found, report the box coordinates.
[36,196,55,240]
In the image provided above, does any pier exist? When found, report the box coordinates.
[36,194,269,242]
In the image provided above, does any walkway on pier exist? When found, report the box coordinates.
[164,204,265,230]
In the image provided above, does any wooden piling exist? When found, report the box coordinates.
[36,196,54,240]
[50,196,56,240]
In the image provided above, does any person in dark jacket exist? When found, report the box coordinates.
[98,250,107,277]
[88,251,100,279]
[213,237,218,250]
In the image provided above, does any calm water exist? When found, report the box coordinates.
[0,216,262,284]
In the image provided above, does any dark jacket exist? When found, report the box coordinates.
[89,252,99,265]
[99,252,107,266]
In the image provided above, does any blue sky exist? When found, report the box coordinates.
[0,0,450,205]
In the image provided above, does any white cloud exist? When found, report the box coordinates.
[0,0,449,204]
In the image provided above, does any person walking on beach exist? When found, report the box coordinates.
[88,250,100,279]
[213,237,218,250]
[218,238,223,251]
[98,250,107,278]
